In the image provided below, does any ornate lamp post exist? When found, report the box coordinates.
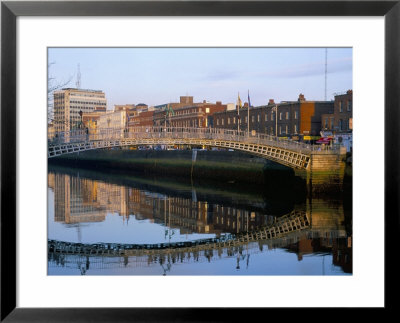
[79,110,83,129]
[272,105,278,137]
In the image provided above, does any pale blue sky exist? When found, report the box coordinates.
[48,47,352,109]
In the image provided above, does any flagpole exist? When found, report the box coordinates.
[237,92,239,134]
[247,90,250,137]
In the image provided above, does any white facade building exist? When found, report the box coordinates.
[97,110,127,138]
[53,88,107,132]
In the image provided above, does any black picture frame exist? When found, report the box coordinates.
[1,0,398,321]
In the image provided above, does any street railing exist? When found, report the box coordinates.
[48,126,340,154]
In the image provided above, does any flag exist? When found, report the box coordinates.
[237,92,242,109]
[248,90,251,108]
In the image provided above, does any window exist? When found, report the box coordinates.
[252,116,255,123]
[285,125,288,134]
[279,112,283,120]
[279,126,282,134]
[221,119,224,126]
[345,119,349,130]
[339,101,343,112]
[294,124,298,133]
[257,114,260,122]
[294,111,298,119]
[339,119,343,130]
[330,117,334,129]
[286,112,289,119]
[265,114,268,121]
[324,118,329,129]
[233,117,236,124]
[245,116,247,123]
[271,112,274,120]
[347,100,352,112]
[217,119,219,126]
[228,118,230,125]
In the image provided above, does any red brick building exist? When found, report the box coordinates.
[128,110,154,127]
[333,90,353,133]
[213,94,333,140]
[321,90,353,133]
[153,96,227,128]
[167,101,227,128]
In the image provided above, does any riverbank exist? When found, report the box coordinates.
[48,148,352,196]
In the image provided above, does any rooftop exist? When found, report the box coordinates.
[61,88,104,93]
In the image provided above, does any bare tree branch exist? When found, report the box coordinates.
[48,62,73,124]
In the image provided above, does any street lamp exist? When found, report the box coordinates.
[272,105,278,137]
[79,110,83,129]
[247,103,250,138]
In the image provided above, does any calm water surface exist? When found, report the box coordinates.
[48,165,352,275]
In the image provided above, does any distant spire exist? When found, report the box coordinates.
[76,64,81,89]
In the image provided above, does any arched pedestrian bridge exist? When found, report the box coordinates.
[48,127,346,173]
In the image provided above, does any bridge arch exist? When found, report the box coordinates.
[48,127,340,171]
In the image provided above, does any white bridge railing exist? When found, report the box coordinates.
[48,126,340,154]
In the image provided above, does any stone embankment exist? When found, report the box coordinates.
[49,148,351,194]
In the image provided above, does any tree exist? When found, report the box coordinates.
[48,62,73,124]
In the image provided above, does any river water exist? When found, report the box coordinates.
[47,165,352,276]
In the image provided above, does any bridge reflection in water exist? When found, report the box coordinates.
[47,168,352,275]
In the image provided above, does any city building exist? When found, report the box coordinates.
[333,90,353,133]
[213,94,334,141]
[114,103,151,125]
[114,104,135,112]
[82,106,107,131]
[114,104,138,123]
[53,88,107,132]
[97,110,128,135]
[135,103,148,112]
[168,101,227,128]
[153,96,227,128]
[321,90,353,134]
[153,96,206,126]
[128,110,155,128]
[321,90,353,151]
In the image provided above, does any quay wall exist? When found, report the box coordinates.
[48,148,351,194]
[48,149,290,186]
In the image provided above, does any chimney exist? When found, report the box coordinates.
[203,100,207,103]
[216,101,222,105]
[298,94,306,102]
[180,96,193,104]
[268,99,275,105]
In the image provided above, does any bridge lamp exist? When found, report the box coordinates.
[272,106,278,137]
[79,110,83,129]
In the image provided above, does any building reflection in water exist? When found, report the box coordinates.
[48,170,352,275]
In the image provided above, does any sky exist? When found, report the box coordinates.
[48,47,352,109]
